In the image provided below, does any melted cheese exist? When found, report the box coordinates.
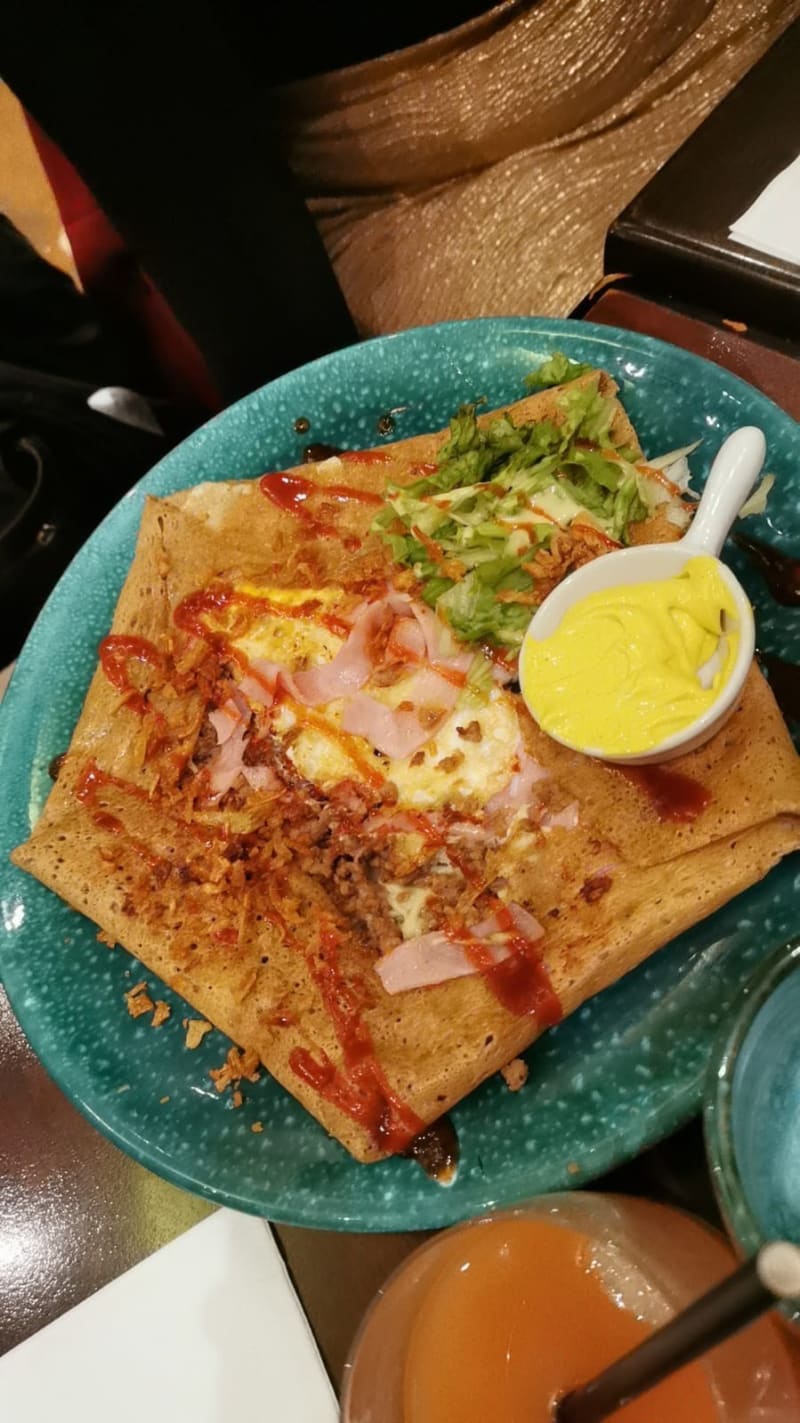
[384,882,431,939]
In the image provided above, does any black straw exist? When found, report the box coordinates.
[555,1243,800,1423]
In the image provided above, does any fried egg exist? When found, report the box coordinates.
[232,582,344,668]
[229,585,520,812]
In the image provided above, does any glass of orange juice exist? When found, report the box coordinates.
[341,1193,800,1422]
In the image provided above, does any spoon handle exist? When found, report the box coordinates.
[680,427,766,558]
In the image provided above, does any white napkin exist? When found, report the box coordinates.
[0,1209,338,1423]
[729,153,800,266]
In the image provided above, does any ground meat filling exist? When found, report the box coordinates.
[192,713,218,767]
[329,852,403,950]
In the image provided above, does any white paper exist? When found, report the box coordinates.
[729,153,800,266]
[0,1209,338,1423]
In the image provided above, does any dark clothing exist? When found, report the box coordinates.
[0,4,492,400]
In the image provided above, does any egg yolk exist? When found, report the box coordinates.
[520,556,741,757]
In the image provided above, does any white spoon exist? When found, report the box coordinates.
[520,426,765,765]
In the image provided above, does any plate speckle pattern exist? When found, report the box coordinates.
[0,318,798,1230]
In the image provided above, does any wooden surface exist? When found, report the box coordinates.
[589,288,800,420]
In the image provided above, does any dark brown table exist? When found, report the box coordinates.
[5,286,798,1391]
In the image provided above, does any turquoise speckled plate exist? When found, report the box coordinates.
[0,318,798,1231]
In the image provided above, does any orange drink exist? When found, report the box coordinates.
[342,1195,800,1422]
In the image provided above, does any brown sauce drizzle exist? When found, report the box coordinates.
[617,765,711,823]
[405,1116,460,1183]
[48,751,67,781]
[303,442,342,462]
[733,533,800,607]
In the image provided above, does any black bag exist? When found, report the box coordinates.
[0,218,173,666]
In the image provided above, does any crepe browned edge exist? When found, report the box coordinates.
[12,377,800,1163]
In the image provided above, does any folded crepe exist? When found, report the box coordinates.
[13,372,800,1162]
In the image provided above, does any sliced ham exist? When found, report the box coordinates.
[386,589,474,668]
[503,902,545,940]
[235,591,482,730]
[485,747,549,817]
[205,692,271,798]
[401,594,460,663]
[375,930,510,995]
[375,902,543,994]
[239,660,283,707]
[207,717,249,798]
[541,801,580,831]
[208,702,244,745]
[290,598,392,705]
[241,764,280,793]
[386,615,426,663]
[341,693,436,760]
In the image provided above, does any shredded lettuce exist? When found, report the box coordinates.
[372,358,662,650]
[457,653,495,707]
[525,353,594,389]
[737,473,774,520]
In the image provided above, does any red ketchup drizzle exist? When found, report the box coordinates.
[283,701,386,789]
[173,585,235,643]
[618,765,711,823]
[259,469,381,550]
[76,764,165,871]
[386,808,481,886]
[319,484,383,506]
[173,583,350,647]
[76,761,149,808]
[463,903,562,1023]
[289,926,422,1153]
[75,760,224,852]
[213,927,239,946]
[99,635,163,716]
[259,471,338,540]
[339,449,391,465]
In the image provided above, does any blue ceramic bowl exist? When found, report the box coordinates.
[705,938,800,1320]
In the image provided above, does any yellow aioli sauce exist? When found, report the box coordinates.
[520,556,740,756]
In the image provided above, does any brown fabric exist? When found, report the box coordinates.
[263,0,799,333]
